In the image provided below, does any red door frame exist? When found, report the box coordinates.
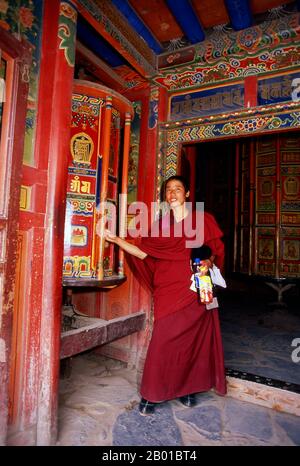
[0,27,31,446]
[7,1,77,446]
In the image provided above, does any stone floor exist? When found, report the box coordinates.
[57,353,300,446]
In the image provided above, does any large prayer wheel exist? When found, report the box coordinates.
[63,80,133,286]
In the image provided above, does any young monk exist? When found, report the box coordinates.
[104,175,226,415]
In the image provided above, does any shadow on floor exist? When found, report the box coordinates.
[218,277,300,385]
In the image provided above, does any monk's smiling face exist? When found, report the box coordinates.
[165,179,189,208]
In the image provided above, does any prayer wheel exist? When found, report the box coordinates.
[62,80,133,286]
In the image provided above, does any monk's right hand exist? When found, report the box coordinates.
[104,229,118,243]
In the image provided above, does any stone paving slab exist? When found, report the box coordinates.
[113,403,183,446]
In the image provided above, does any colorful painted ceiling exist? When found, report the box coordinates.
[111,0,297,52]
[75,0,300,90]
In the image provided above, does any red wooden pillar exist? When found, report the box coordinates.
[244,76,258,108]
[34,0,77,445]
[0,30,30,447]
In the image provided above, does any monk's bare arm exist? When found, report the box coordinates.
[104,230,147,260]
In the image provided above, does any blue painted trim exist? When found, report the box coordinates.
[111,0,163,54]
[166,0,205,43]
[224,0,253,30]
[77,16,125,67]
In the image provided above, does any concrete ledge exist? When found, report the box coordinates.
[227,376,300,417]
[60,311,146,359]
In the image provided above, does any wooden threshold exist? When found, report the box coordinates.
[226,376,300,417]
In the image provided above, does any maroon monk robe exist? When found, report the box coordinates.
[128,210,227,401]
